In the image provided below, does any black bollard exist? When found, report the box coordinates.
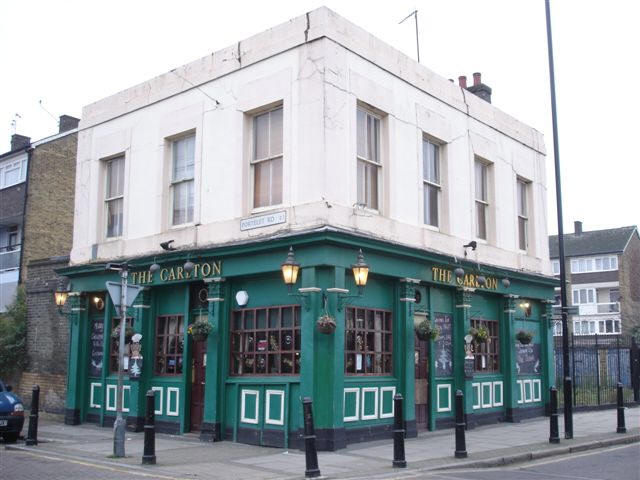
[142,390,156,465]
[563,376,573,439]
[454,390,467,458]
[392,394,406,468]
[25,385,40,446]
[302,397,320,478]
[616,382,627,434]
[549,386,560,444]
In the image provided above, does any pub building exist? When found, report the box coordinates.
[57,8,556,450]
[59,233,555,449]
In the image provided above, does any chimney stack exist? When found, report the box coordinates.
[59,115,80,133]
[458,75,467,89]
[11,134,31,151]
[574,221,583,236]
[466,72,492,103]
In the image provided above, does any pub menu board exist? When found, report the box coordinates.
[515,342,541,375]
[434,313,453,377]
[89,317,104,377]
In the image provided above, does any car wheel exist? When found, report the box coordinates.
[2,432,19,443]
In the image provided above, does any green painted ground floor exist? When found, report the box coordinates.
[59,229,557,450]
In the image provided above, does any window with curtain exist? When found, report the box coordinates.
[517,179,529,250]
[171,135,195,225]
[422,137,441,227]
[252,107,283,208]
[155,315,184,375]
[475,160,488,240]
[356,107,381,210]
[105,156,124,238]
[345,307,392,375]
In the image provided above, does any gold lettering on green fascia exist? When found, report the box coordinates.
[131,261,223,285]
[432,265,498,290]
[160,268,169,281]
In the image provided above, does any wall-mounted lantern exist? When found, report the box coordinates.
[54,278,69,313]
[281,247,300,291]
[281,247,369,310]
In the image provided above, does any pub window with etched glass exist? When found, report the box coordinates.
[109,317,134,373]
[155,315,184,375]
[356,107,381,210]
[171,134,195,225]
[252,106,283,208]
[105,156,124,238]
[230,305,301,375]
[471,318,499,372]
[345,307,392,375]
[423,137,441,227]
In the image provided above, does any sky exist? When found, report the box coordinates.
[1,0,638,235]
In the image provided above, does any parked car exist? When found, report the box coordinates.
[0,380,24,442]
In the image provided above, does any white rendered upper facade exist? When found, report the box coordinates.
[72,7,549,275]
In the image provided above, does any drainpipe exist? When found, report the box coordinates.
[18,145,34,284]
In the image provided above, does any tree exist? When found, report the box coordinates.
[0,286,27,378]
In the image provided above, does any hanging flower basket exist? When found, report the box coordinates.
[188,319,213,342]
[469,326,490,343]
[415,319,440,341]
[112,325,135,343]
[516,330,534,345]
[316,314,336,334]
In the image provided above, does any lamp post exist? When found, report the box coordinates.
[108,263,129,457]
[545,0,573,439]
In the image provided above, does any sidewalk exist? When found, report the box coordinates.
[5,408,639,480]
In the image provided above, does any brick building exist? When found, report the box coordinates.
[0,134,31,312]
[0,116,79,412]
[549,221,640,337]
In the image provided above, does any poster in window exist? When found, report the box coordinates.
[434,313,453,377]
[89,317,104,377]
[515,343,541,375]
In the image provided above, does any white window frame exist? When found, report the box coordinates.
[570,255,618,274]
[251,106,283,210]
[170,134,195,226]
[422,136,441,228]
[104,156,125,239]
[517,178,529,251]
[356,106,382,211]
[551,260,560,274]
[0,155,28,189]
[474,159,489,240]
[572,287,596,305]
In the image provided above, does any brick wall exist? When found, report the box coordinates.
[20,132,77,278]
[17,372,67,413]
[22,256,71,413]
[620,231,640,335]
[0,182,26,223]
[17,131,77,414]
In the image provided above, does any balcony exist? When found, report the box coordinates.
[578,302,620,316]
[0,244,20,272]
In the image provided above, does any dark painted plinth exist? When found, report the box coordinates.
[199,422,222,442]
[126,415,145,432]
[64,408,80,425]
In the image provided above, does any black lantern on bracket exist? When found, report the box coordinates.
[281,247,300,291]
[351,249,369,293]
